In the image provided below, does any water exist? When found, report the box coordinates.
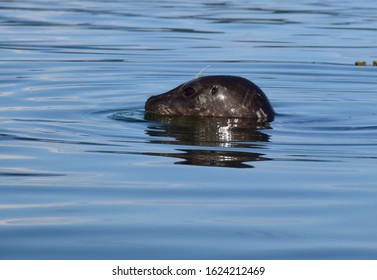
[1,0,377,259]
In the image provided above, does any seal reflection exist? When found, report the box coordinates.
[144,114,272,168]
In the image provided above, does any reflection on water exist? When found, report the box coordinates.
[110,111,273,168]
[145,149,270,168]
[143,114,272,168]
[144,114,272,145]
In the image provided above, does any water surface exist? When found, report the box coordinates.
[1,0,377,259]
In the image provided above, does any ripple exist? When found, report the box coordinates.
[108,109,146,123]
[0,217,94,226]
[0,167,64,177]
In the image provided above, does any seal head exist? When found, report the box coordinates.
[145,75,274,121]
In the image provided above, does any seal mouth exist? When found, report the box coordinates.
[150,104,177,116]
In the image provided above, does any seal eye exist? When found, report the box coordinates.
[211,86,218,95]
[183,87,196,97]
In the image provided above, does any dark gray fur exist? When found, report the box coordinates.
[145,75,274,121]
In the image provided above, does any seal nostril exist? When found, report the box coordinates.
[183,87,196,97]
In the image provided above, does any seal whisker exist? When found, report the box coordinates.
[194,65,211,79]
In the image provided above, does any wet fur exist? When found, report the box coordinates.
[145,75,274,121]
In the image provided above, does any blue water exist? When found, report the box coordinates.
[1,0,377,259]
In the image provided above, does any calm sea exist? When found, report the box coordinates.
[1,0,377,259]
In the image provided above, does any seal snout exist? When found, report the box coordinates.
[145,95,156,109]
[144,94,160,113]
[145,93,178,116]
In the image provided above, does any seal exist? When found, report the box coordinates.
[145,75,274,121]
